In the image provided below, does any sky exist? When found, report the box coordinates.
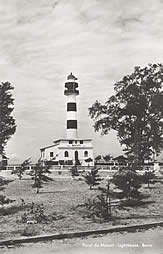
[0,0,163,163]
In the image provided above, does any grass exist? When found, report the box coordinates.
[0,175,163,240]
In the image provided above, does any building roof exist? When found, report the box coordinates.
[1,154,8,160]
[40,143,58,151]
[40,138,93,150]
[53,138,92,143]
[113,155,128,161]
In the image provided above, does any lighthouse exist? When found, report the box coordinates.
[64,72,79,139]
[40,73,94,167]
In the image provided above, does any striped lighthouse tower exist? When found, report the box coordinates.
[64,73,79,139]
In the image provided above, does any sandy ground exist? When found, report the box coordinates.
[0,177,163,240]
[0,227,163,254]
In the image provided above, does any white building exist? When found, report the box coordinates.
[40,73,94,167]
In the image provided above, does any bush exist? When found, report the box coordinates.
[70,165,79,177]
[0,205,22,216]
[12,158,31,179]
[81,181,113,221]
[0,177,14,206]
[0,195,15,206]
[83,167,102,190]
[29,160,53,193]
[21,225,38,236]
[142,170,157,188]
[20,202,47,223]
[83,193,111,221]
[112,167,143,201]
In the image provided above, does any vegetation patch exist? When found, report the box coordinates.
[0,176,162,240]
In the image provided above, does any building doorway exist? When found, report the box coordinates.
[75,150,78,162]
[75,150,81,165]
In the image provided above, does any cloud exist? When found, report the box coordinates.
[0,0,163,161]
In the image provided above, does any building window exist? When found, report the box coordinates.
[69,140,73,144]
[80,140,83,144]
[65,151,69,157]
[50,152,53,158]
[84,151,88,157]
[75,140,77,144]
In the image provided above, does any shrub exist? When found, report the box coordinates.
[82,181,113,221]
[70,165,79,177]
[0,178,14,206]
[12,158,31,179]
[83,167,102,190]
[29,160,53,193]
[85,194,110,221]
[0,195,14,206]
[20,202,47,223]
[21,225,38,236]
[142,170,157,188]
[112,167,143,201]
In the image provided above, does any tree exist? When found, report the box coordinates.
[113,155,128,165]
[83,167,102,190]
[103,154,112,162]
[0,177,13,205]
[89,64,163,163]
[142,169,157,188]
[85,157,93,167]
[29,160,52,193]
[0,82,16,157]
[0,82,16,204]
[70,164,79,178]
[95,155,102,162]
[112,166,143,201]
[98,180,113,219]
[12,158,31,179]
[84,180,113,221]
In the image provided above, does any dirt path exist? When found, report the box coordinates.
[0,227,163,254]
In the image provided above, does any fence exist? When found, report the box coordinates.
[3,164,157,172]
[4,164,35,171]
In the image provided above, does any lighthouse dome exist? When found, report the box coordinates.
[67,72,77,80]
[64,73,79,96]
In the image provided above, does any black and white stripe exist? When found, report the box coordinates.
[64,73,79,139]
[67,102,77,111]
[67,120,77,129]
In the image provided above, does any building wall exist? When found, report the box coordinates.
[41,139,94,166]
[58,147,94,166]
[41,146,59,161]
